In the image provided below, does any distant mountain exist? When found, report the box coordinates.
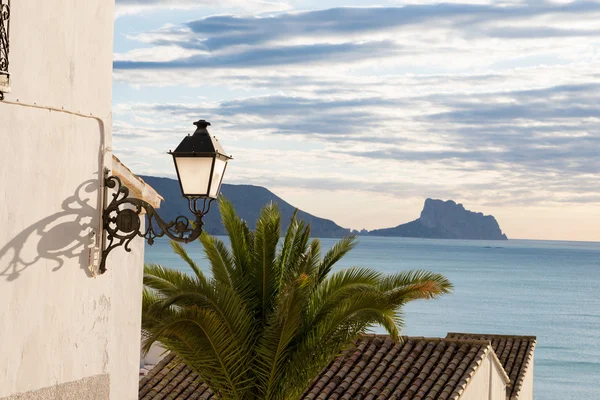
[367,199,508,240]
[139,176,350,238]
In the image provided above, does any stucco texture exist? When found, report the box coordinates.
[0,0,144,399]
[0,375,110,400]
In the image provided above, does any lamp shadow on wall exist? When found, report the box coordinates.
[0,179,101,281]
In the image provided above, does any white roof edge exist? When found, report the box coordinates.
[510,339,537,400]
[453,345,511,400]
[111,155,163,209]
[487,345,511,384]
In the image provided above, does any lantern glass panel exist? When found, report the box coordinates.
[174,156,214,196]
[209,157,228,198]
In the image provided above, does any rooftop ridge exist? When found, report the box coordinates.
[446,332,536,399]
[446,332,537,340]
[360,334,493,346]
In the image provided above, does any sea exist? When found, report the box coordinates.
[145,236,600,400]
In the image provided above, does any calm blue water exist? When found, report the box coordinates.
[145,237,600,400]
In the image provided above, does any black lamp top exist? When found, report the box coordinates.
[170,119,231,159]
[192,120,211,137]
[194,120,211,129]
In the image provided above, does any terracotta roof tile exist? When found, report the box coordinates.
[446,333,536,400]
[139,354,213,400]
[139,335,519,399]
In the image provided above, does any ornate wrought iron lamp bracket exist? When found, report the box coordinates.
[99,174,212,274]
[0,0,11,100]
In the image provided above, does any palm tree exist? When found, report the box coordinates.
[142,198,452,400]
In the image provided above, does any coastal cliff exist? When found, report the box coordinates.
[139,176,350,238]
[136,177,506,240]
[368,199,508,240]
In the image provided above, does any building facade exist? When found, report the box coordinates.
[0,1,158,398]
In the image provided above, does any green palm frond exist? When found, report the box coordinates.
[158,285,253,334]
[219,197,252,273]
[143,263,201,295]
[316,235,357,283]
[142,200,452,400]
[200,232,235,287]
[252,202,282,321]
[170,241,207,283]
[141,287,167,333]
[280,220,311,284]
[143,306,252,399]
[255,281,305,400]
[276,209,298,274]
[379,270,454,302]
[306,267,382,326]
[299,239,321,280]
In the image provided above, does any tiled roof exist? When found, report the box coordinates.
[139,335,509,400]
[446,333,536,400]
[139,353,214,400]
[303,335,508,400]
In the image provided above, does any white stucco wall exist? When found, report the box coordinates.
[0,1,145,399]
[460,351,507,400]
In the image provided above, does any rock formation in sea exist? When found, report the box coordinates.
[368,199,508,240]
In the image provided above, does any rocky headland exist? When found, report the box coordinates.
[367,199,508,240]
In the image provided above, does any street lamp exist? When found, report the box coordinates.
[99,120,232,274]
[170,120,229,200]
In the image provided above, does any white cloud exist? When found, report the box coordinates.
[112,2,600,239]
[113,61,600,213]
[115,0,290,17]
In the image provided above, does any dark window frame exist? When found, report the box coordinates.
[0,0,10,81]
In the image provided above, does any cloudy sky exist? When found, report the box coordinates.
[112,0,600,241]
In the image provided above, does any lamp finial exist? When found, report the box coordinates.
[193,120,211,128]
